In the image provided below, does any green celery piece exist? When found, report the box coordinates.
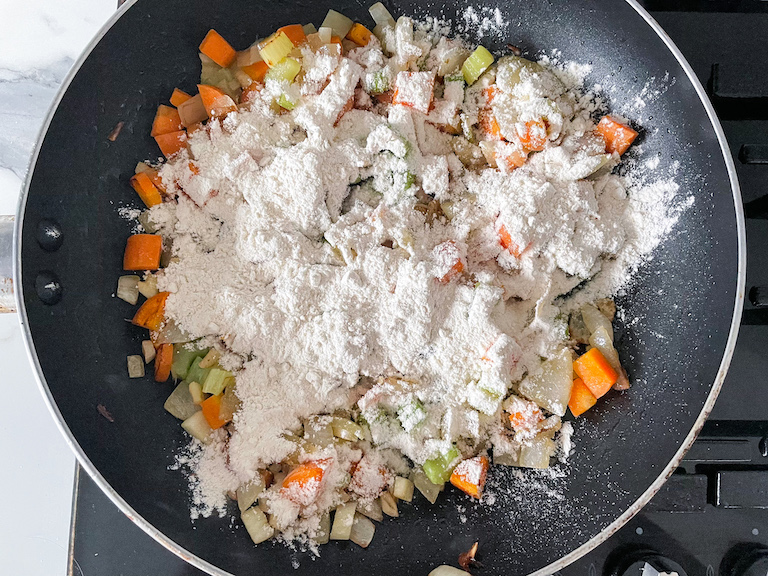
[186,356,212,387]
[444,72,465,84]
[404,171,416,190]
[277,93,297,111]
[202,367,234,395]
[462,46,494,85]
[265,57,301,83]
[397,399,426,432]
[423,446,460,485]
[171,345,207,381]
[367,69,390,95]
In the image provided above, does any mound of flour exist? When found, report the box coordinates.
[143,22,688,531]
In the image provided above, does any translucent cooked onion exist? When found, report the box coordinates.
[153,318,192,345]
[349,512,375,548]
[380,491,398,517]
[357,498,383,521]
[411,469,443,504]
[137,275,158,299]
[180,410,213,444]
[165,382,200,421]
[369,2,395,28]
[241,507,274,544]
[321,9,354,39]
[127,355,144,378]
[330,502,356,540]
[581,303,613,341]
[236,476,266,512]
[428,566,469,576]
[116,275,140,305]
[141,340,156,363]
[313,512,331,545]
[392,476,414,501]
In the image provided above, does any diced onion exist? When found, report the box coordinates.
[198,348,221,369]
[141,340,156,364]
[188,381,204,405]
[181,410,213,444]
[321,9,354,39]
[137,275,158,299]
[153,318,192,345]
[178,94,208,127]
[303,23,317,35]
[392,476,414,501]
[349,512,375,548]
[304,417,335,446]
[518,348,573,417]
[429,566,470,576]
[127,355,145,378]
[518,434,556,469]
[317,26,333,44]
[116,275,140,305]
[237,476,267,512]
[330,502,356,540]
[369,2,396,28]
[259,32,294,67]
[411,469,443,504]
[380,491,398,517]
[581,304,613,341]
[313,512,331,545]
[357,498,383,521]
[135,161,153,175]
[165,382,201,421]
[331,417,364,441]
[589,325,621,372]
[241,507,275,544]
[461,46,494,85]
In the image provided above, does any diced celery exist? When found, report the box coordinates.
[181,410,212,443]
[241,507,274,544]
[411,469,443,504]
[331,417,364,441]
[313,512,331,544]
[365,69,390,95]
[171,345,206,381]
[186,356,213,388]
[202,367,234,395]
[461,45,494,85]
[393,476,414,501]
[397,399,426,432]
[302,23,317,35]
[380,491,398,517]
[330,502,357,540]
[265,57,301,84]
[518,348,573,417]
[237,476,267,512]
[127,355,144,378]
[444,72,465,84]
[350,513,375,548]
[423,446,460,485]
[198,348,221,369]
[357,498,383,521]
[518,434,556,469]
[117,275,139,305]
[259,32,294,67]
[276,94,297,111]
[369,2,396,28]
[164,381,200,421]
[321,9,354,39]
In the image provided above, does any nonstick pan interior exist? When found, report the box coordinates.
[18,0,742,574]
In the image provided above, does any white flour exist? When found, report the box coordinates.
[140,16,687,540]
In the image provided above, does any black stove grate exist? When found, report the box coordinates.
[68,5,768,576]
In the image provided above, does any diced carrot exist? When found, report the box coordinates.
[478,108,502,140]
[440,260,464,283]
[201,394,229,429]
[129,172,162,208]
[335,96,355,126]
[241,60,269,83]
[281,460,327,504]
[170,88,192,107]
[150,105,183,137]
[187,121,206,135]
[132,291,169,331]
[330,35,343,50]
[450,456,489,499]
[393,71,436,114]
[154,130,187,158]
[508,408,542,428]
[573,348,619,398]
[498,224,528,258]
[240,82,262,104]
[518,119,547,152]
[596,115,638,156]
[197,84,238,119]
[188,161,200,176]
[154,343,173,382]
[144,168,166,193]
[178,94,208,127]
[568,377,597,417]
[199,29,237,68]
[483,86,499,105]
[496,144,527,171]
[123,234,163,271]
[278,24,307,47]
[347,23,373,46]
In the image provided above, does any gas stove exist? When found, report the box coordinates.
[67,4,768,576]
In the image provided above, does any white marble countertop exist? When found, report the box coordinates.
[0,1,114,573]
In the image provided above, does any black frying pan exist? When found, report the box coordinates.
[15,0,745,574]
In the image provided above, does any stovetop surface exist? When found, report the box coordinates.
[68,5,768,576]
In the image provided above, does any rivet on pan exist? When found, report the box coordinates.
[35,270,62,305]
[759,436,768,457]
[36,219,63,252]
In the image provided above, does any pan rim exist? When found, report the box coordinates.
[14,1,746,575]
